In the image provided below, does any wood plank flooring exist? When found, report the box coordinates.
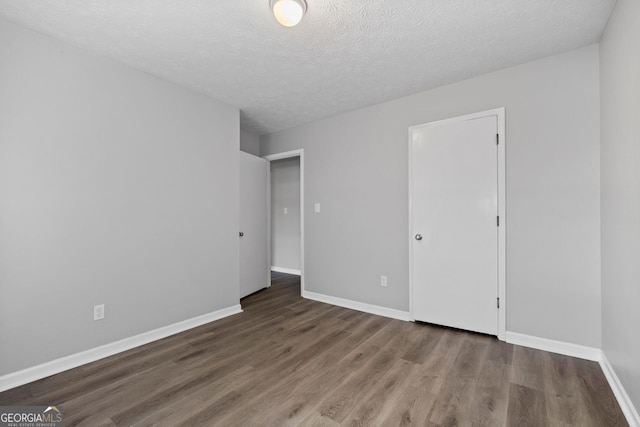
[0,272,627,426]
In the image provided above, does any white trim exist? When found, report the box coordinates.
[0,305,242,393]
[264,149,305,296]
[271,266,301,275]
[600,352,640,427]
[496,108,506,341]
[505,331,601,361]
[303,291,410,321]
[408,108,506,340]
[265,158,272,289]
[408,124,415,321]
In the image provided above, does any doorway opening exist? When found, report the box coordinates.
[264,149,305,295]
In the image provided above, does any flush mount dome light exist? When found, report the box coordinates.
[270,0,307,27]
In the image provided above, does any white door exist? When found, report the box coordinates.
[410,111,502,336]
[239,151,269,298]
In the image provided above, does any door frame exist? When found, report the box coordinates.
[408,108,506,340]
[263,149,305,296]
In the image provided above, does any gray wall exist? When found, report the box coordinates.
[270,158,301,271]
[240,129,261,156]
[262,45,602,348]
[600,0,640,411]
[0,18,239,375]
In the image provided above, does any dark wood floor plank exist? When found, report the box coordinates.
[0,382,33,405]
[258,343,384,426]
[126,367,255,426]
[109,362,255,425]
[487,337,514,366]
[428,375,477,426]
[573,357,628,426]
[408,328,465,395]
[507,383,549,427]
[340,358,416,426]
[401,324,445,365]
[449,338,490,380]
[542,351,582,425]
[64,360,181,426]
[299,411,341,427]
[377,380,438,426]
[469,359,512,426]
[511,345,546,391]
[178,326,354,426]
[315,347,399,423]
[0,272,627,426]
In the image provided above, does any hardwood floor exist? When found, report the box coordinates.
[0,272,627,426]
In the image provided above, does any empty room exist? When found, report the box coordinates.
[0,1,638,426]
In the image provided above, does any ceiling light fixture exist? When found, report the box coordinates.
[270,0,307,27]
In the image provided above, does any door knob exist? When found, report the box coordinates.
[239,232,244,237]
[415,234,423,241]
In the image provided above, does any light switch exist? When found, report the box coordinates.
[284,207,288,215]
[314,203,321,213]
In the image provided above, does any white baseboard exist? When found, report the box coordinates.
[303,291,410,321]
[271,266,301,275]
[505,331,601,361]
[600,352,640,427]
[0,304,242,393]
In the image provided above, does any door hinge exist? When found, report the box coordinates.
[497,297,500,309]
[497,216,500,226]
[496,134,499,145]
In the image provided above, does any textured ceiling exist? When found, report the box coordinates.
[0,0,615,134]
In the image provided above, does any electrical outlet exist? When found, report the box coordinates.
[380,275,388,287]
[94,304,105,321]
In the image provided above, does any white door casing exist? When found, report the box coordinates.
[263,149,305,296]
[239,151,269,299]
[409,108,506,339]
